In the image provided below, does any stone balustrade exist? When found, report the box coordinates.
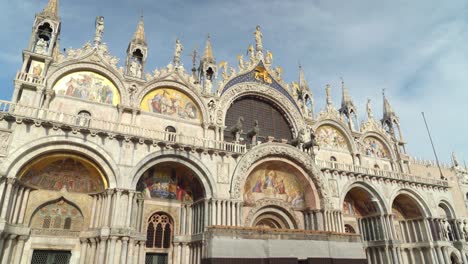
[316,160,449,187]
[15,71,45,85]
[0,100,247,154]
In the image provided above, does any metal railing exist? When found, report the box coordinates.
[0,100,247,154]
[316,160,448,187]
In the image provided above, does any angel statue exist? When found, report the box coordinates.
[274,67,283,81]
[173,39,183,65]
[94,16,105,45]
[366,98,373,119]
[219,61,228,80]
[247,44,255,62]
[254,25,263,52]
[265,50,273,65]
[237,54,245,71]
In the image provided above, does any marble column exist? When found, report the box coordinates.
[17,188,30,224]
[107,236,117,264]
[1,235,16,264]
[121,237,129,264]
[79,238,88,264]
[98,238,107,264]
[126,239,134,264]
[12,236,25,264]
[0,179,14,220]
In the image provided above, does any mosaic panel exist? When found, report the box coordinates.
[316,125,349,151]
[137,162,204,202]
[362,136,390,159]
[20,154,106,193]
[140,88,201,122]
[243,162,305,208]
[53,71,120,105]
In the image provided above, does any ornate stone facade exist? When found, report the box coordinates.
[0,1,467,264]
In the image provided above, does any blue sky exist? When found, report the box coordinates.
[1,0,467,164]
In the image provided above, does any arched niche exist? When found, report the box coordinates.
[136,162,205,202]
[18,153,107,194]
[438,201,455,219]
[30,198,84,232]
[252,205,297,229]
[315,125,351,152]
[52,70,121,105]
[392,194,424,220]
[361,136,391,159]
[243,160,317,209]
[140,88,202,124]
[342,187,379,217]
[224,96,294,142]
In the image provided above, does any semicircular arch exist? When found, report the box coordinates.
[360,131,396,160]
[130,151,216,199]
[137,80,209,124]
[313,120,356,153]
[340,181,387,215]
[0,135,119,188]
[46,61,128,106]
[437,199,456,219]
[389,188,431,217]
[230,143,330,209]
[218,82,305,137]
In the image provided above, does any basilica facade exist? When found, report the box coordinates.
[1,1,468,263]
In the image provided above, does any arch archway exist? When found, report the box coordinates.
[1,136,119,188]
[136,161,205,203]
[30,198,84,233]
[18,153,107,193]
[131,151,216,199]
[391,193,429,245]
[224,96,294,143]
[46,62,129,106]
[217,83,305,137]
[230,143,328,209]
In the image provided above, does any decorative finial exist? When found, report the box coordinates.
[326,84,332,107]
[41,0,59,19]
[132,16,146,45]
[366,98,373,119]
[94,16,105,46]
[174,38,183,65]
[202,33,215,63]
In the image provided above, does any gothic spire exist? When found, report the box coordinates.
[132,16,147,45]
[340,79,354,110]
[202,34,215,64]
[382,89,395,119]
[298,64,309,91]
[40,0,59,19]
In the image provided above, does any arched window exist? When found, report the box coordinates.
[344,224,356,234]
[165,126,177,142]
[146,212,173,249]
[42,216,51,228]
[76,110,91,126]
[374,164,380,170]
[330,156,337,162]
[64,217,72,230]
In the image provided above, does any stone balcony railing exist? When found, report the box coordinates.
[15,71,45,86]
[316,160,449,187]
[0,100,247,154]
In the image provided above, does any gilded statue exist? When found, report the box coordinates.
[265,50,273,65]
[254,66,272,84]
[237,54,245,71]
